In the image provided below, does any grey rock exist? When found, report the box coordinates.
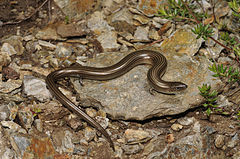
[53,130,75,153]
[227,133,238,148]
[87,11,120,51]
[87,11,113,33]
[110,7,133,24]
[0,125,16,159]
[146,123,226,159]
[133,26,150,42]
[177,117,195,126]
[153,17,169,25]
[10,134,30,156]
[34,119,43,132]
[23,75,52,102]
[23,35,35,41]
[217,95,233,108]
[204,126,217,135]
[1,36,24,55]
[84,127,96,142]
[0,103,10,121]
[97,31,120,51]
[1,121,26,134]
[10,134,31,156]
[0,79,22,94]
[1,43,17,56]
[35,26,66,41]
[38,40,56,50]
[74,49,222,120]
[124,129,152,144]
[55,43,73,58]
[122,144,143,155]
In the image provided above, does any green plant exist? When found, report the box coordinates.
[30,107,42,117]
[198,84,229,117]
[237,110,240,120]
[65,16,70,24]
[233,45,240,57]
[191,23,214,40]
[198,84,218,116]
[228,0,240,19]
[220,32,237,46]
[157,0,206,21]
[208,63,240,83]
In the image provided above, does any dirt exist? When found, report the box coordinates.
[0,0,49,38]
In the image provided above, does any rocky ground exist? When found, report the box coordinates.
[0,0,240,158]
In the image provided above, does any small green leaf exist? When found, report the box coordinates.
[206,108,212,116]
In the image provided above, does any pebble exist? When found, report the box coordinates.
[171,124,183,131]
[214,134,225,148]
[124,129,152,144]
[177,117,195,126]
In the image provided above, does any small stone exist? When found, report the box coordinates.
[1,43,17,56]
[79,138,88,146]
[171,124,183,131]
[34,119,43,132]
[133,15,149,24]
[23,75,52,102]
[23,35,34,41]
[148,28,160,40]
[17,108,34,130]
[67,117,83,131]
[166,134,174,143]
[84,127,96,142]
[133,26,150,42]
[177,117,195,126]
[55,43,73,58]
[85,108,97,118]
[56,23,86,38]
[36,26,65,41]
[1,36,24,55]
[153,17,169,24]
[227,133,238,148]
[215,134,225,148]
[96,116,109,129]
[192,121,201,133]
[204,126,216,135]
[97,31,120,51]
[0,79,22,94]
[38,40,56,50]
[124,129,151,144]
[169,119,177,123]
[0,51,11,71]
[121,144,143,155]
[1,121,27,134]
[10,134,30,156]
[49,57,59,68]
[117,37,134,47]
[0,104,10,121]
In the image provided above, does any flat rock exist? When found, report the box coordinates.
[73,49,222,120]
[23,75,52,102]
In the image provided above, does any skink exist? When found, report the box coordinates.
[46,50,188,150]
